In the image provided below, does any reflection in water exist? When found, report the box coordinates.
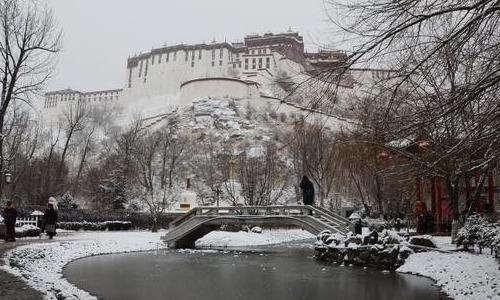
[64,246,443,300]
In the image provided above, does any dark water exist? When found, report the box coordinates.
[64,244,443,300]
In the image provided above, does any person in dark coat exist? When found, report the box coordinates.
[3,201,17,242]
[395,218,402,232]
[369,228,379,244]
[44,203,58,239]
[299,175,315,206]
[425,210,434,234]
[354,219,363,235]
[417,213,426,235]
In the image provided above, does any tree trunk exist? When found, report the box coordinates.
[374,168,384,215]
[445,176,460,242]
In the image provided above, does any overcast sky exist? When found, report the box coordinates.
[45,0,339,92]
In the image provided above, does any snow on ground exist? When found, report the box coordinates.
[196,229,315,247]
[3,228,500,300]
[1,229,314,300]
[1,231,166,300]
[432,236,456,251]
[398,249,500,300]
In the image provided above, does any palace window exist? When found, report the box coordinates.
[219,60,222,66]
[219,49,223,59]
[191,61,195,67]
[173,51,177,61]
[191,50,195,60]
[212,61,215,67]
[266,57,270,68]
[199,49,202,59]
[212,49,215,60]
[144,59,149,76]
[252,58,256,69]
[151,55,155,65]
[258,58,262,69]
[158,54,162,64]
[245,58,248,70]
[166,52,169,62]
[185,51,188,61]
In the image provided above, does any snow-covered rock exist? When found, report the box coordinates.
[250,226,262,234]
[409,235,437,248]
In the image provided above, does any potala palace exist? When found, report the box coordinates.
[42,31,391,124]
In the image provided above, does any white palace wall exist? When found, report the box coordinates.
[180,78,260,103]
[42,32,385,125]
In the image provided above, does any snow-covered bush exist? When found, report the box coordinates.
[15,225,41,237]
[364,217,388,231]
[455,214,500,255]
[57,221,132,231]
[456,214,484,247]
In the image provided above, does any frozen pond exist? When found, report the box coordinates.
[64,244,445,300]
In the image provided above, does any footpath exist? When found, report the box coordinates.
[0,241,45,300]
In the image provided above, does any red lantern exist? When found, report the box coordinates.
[418,140,430,152]
[378,151,389,164]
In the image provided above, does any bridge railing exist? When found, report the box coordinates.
[169,205,351,229]
[194,205,313,217]
[169,205,313,228]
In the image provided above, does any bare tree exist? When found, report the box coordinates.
[317,0,500,239]
[289,121,340,207]
[1,105,38,202]
[232,143,289,206]
[0,0,61,196]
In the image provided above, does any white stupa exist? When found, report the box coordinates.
[179,176,197,211]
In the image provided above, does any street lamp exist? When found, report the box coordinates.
[212,183,221,207]
[4,170,10,184]
[0,154,11,184]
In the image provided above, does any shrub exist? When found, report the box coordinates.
[57,221,132,231]
[455,214,500,255]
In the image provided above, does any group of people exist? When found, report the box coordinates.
[2,198,58,242]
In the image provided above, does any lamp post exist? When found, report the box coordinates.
[228,156,236,180]
[0,152,12,199]
[212,184,221,207]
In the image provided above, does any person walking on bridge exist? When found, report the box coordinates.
[300,175,315,206]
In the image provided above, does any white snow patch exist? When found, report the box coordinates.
[398,251,500,300]
[196,229,315,247]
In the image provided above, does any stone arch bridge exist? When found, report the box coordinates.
[162,205,353,249]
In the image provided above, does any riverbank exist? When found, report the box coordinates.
[398,247,500,300]
[0,229,315,300]
[2,230,499,300]
[0,240,46,300]
[315,232,500,300]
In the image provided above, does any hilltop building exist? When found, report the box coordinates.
[42,30,390,122]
